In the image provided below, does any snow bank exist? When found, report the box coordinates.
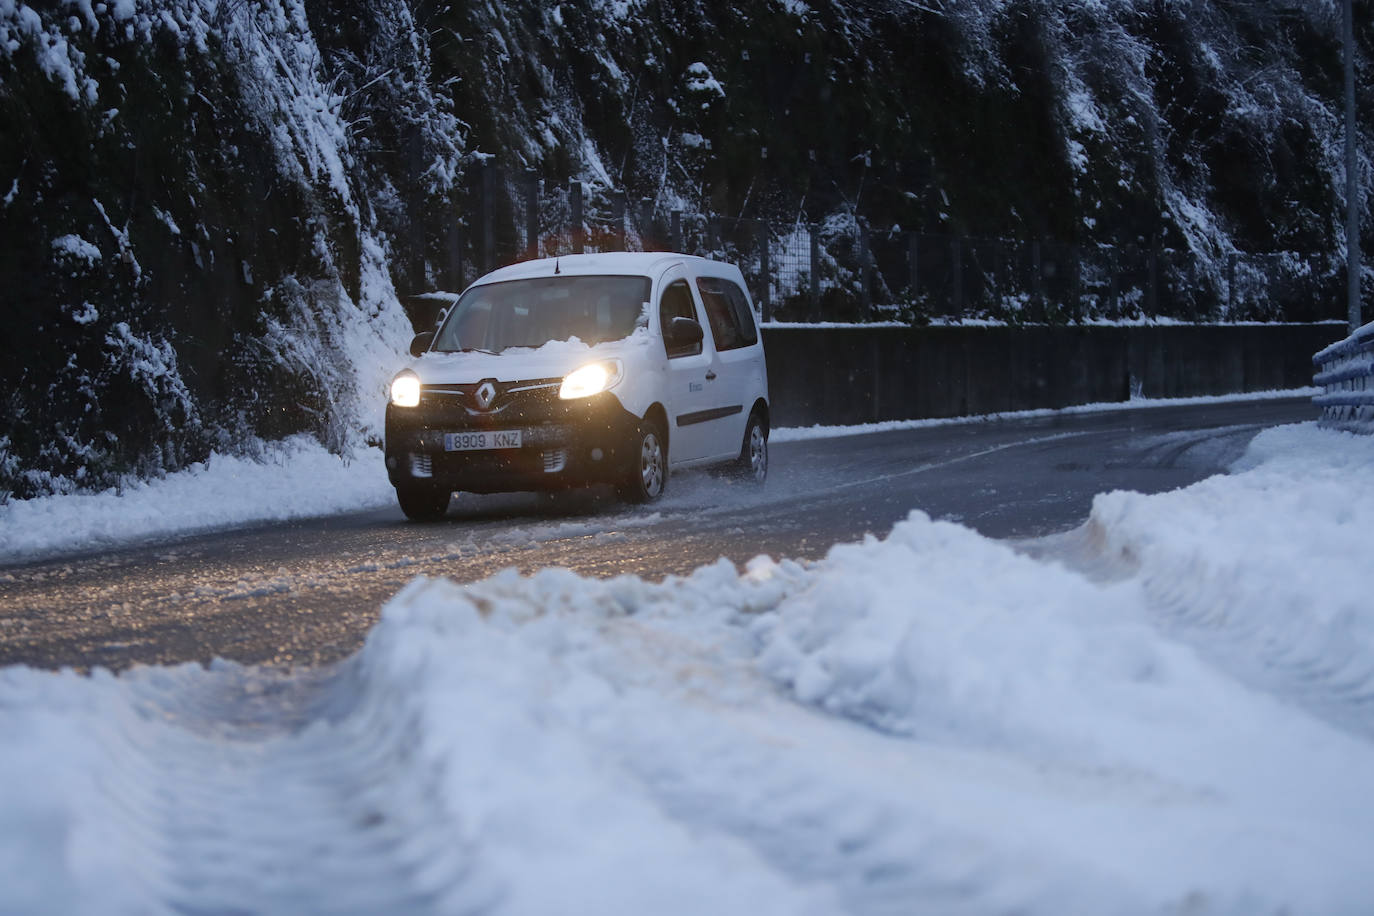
[0,436,391,561]
[1086,423,1374,737]
[772,387,1317,443]
[0,391,1310,563]
[1,422,1372,913]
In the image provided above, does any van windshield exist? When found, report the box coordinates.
[432,275,652,353]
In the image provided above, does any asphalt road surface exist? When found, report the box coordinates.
[0,397,1317,672]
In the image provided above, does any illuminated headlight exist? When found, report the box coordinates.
[390,370,421,407]
[559,360,623,400]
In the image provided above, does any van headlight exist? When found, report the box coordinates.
[559,360,623,400]
[390,370,421,407]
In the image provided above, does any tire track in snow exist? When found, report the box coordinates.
[21,663,495,915]
[1127,549,1374,743]
[5,494,1373,914]
[1021,465,1374,744]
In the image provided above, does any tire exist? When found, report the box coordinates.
[617,418,667,503]
[396,485,451,521]
[734,411,768,484]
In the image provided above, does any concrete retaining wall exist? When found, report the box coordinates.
[762,323,1346,428]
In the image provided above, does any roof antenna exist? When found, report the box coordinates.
[554,258,561,274]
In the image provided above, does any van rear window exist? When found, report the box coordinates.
[696,276,758,351]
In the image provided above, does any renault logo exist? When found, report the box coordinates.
[474,381,497,411]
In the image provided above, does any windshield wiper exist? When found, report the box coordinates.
[454,346,500,355]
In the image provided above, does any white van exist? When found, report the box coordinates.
[384,253,770,520]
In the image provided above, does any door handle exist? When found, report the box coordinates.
[705,370,717,381]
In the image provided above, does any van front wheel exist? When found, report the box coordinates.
[734,411,768,484]
[618,419,667,503]
[396,485,451,521]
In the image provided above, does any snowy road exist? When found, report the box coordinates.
[0,398,1316,672]
[2,406,1373,915]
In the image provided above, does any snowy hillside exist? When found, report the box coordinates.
[2,0,1369,495]
[1,420,1372,914]
[0,0,454,499]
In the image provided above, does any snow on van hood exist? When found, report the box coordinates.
[409,330,653,384]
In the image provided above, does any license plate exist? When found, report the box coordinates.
[444,430,522,451]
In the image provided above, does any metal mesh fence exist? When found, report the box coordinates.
[423,165,1344,324]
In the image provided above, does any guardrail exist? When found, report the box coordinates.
[1314,321,1374,434]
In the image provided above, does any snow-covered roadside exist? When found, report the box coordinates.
[1084,422,1374,737]
[771,386,1318,442]
[0,421,1371,914]
[0,435,394,561]
[0,389,1315,563]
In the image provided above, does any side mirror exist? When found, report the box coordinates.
[409,331,435,357]
[667,316,703,346]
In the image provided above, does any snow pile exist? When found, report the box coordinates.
[771,387,1317,443]
[1087,423,1374,736]
[1,423,1373,912]
[343,571,835,914]
[0,436,391,560]
[753,519,1165,758]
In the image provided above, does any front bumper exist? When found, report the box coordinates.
[385,387,641,494]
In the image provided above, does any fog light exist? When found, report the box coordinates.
[591,448,604,461]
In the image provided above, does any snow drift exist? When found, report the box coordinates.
[1,421,1372,914]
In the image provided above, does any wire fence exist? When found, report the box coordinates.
[424,165,1343,325]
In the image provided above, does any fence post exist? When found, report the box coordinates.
[991,238,1002,312]
[1316,255,1330,321]
[569,180,584,254]
[611,190,626,251]
[639,197,654,250]
[907,232,919,306]
[1105,244,1118,317]
[757,219,771,322]
[1146,236,1158,316]
[447,223,464,294]
[1227,252,1238,316]
[1070,245,1083,319]
[524,168,539,260]
[951,235,963,318]
[480,162,495,275]
[810,222,821,321]
[407,127,426,291]
[858,222,871,320]
[1187,254,1200,321]
[670,209,682,253]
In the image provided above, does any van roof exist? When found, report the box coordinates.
[472,252,721,285]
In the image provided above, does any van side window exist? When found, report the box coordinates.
[659,280,702,358]
[696,277,758,351]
